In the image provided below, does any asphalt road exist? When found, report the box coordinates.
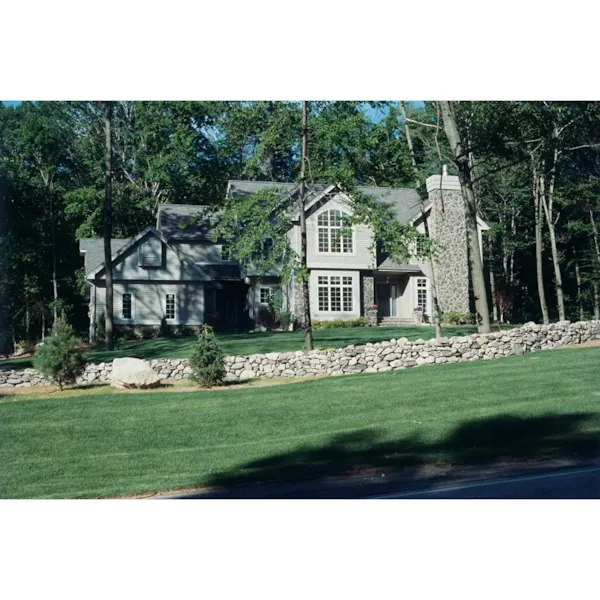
[164,465,600,499]
[370,466,600,499]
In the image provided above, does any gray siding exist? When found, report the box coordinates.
[94,282,205,325]
[305,194,375,270]
[102,232,202,281]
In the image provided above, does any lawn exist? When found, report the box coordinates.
[1,324,499,369]
[1,345,598,499]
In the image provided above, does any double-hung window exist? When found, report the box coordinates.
[166,294,176,320]
[260,287,272,305]
[317,275,353,312]
[122,293,132,319]
[317,210,353,254]
[416,278,427,310]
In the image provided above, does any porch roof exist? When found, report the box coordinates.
[375,258,423,274]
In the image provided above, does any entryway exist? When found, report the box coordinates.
[376,283,398,317]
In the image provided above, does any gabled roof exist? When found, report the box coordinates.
[84,226,217,282]
[156,204,222,240]
[79,238,130,274]
[226,180,424,224]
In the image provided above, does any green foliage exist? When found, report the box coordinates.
[134,325,158,340]
[279,311,293,331]
[312,317,368,329]
[158,317,171,338]
[189,325,226,388]
[33,319,86,389]
[441,312,476,325]
[267,288,283,319]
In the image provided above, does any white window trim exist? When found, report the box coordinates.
[165,293,177,321]
[415,277,429,313]
[259,286,275,305]
[121,291,134,321]
[314,208,356,256]
[313,271,358,315]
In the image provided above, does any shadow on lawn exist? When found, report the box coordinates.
[205,413,600,490]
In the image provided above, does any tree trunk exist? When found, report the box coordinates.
[438,101,490,333]
[298,101,313,352]
[399,101,443,339]
[41,312,45,341]
[489,243,499,323]
[593,281,600,320]
[540,146,566,320]
[533,162,550,325]
[575,259,584,321]
[50,191,58,321]
[103,102,114,351]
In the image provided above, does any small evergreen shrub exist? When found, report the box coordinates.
[441,312,476,325]
[351,317,369,327]
[189,325,226,388]
[33,319,86,390]
[158,317,171,338]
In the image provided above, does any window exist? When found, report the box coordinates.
[416,278,427,310]
[317,275,353,312]
[317,210,353,254]
[262,238,273,259]
[260,287,272,304]
[122,293,132,319]
[415,235,428,257]
[138,237,162,267]
[166,294,175,319]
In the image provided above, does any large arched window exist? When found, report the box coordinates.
[317,210,353,253]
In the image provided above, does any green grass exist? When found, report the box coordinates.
[1,345,598,499]
[1,325,503,369]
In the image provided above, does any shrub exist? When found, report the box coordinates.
[279,311,293,331]
[312,320,323,329]
[158,317,171,338]
[33,319,86,390]
[134,325,158,340]
[189,325,226,388]
[351,316,369,327]
[14,340,37,355]
[441,312,476,325]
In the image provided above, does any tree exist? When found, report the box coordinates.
[101,101,115,351]
[189,325,226,387]
[33,319,86,390]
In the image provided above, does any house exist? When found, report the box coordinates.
[79,173,488,339]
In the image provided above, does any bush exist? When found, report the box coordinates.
[189,325,226,388]
[441,312,476,325]
[134,325,158,340]
[158,317,171,338]
[14,340,37,355]
[312,317,368,329]
[351,316,369,327]
[33,319,86,390]
[279,311,293,331]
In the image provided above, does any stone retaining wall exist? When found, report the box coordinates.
[1,320,599,389]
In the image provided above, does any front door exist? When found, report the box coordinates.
[376,283,397,318]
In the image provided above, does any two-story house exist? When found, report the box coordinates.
[79,173,488,338]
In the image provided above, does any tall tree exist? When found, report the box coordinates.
[298,101,313,351]
[101,101,115,351]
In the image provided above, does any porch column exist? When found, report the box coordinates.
[362,274,377,325]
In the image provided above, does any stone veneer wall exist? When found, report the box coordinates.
[428,187,470,313]
[1,321,598,388]
[362,274,374,313]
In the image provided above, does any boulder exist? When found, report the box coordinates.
[110,357,161,389]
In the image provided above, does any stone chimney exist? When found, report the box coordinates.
[425,173,470,314]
